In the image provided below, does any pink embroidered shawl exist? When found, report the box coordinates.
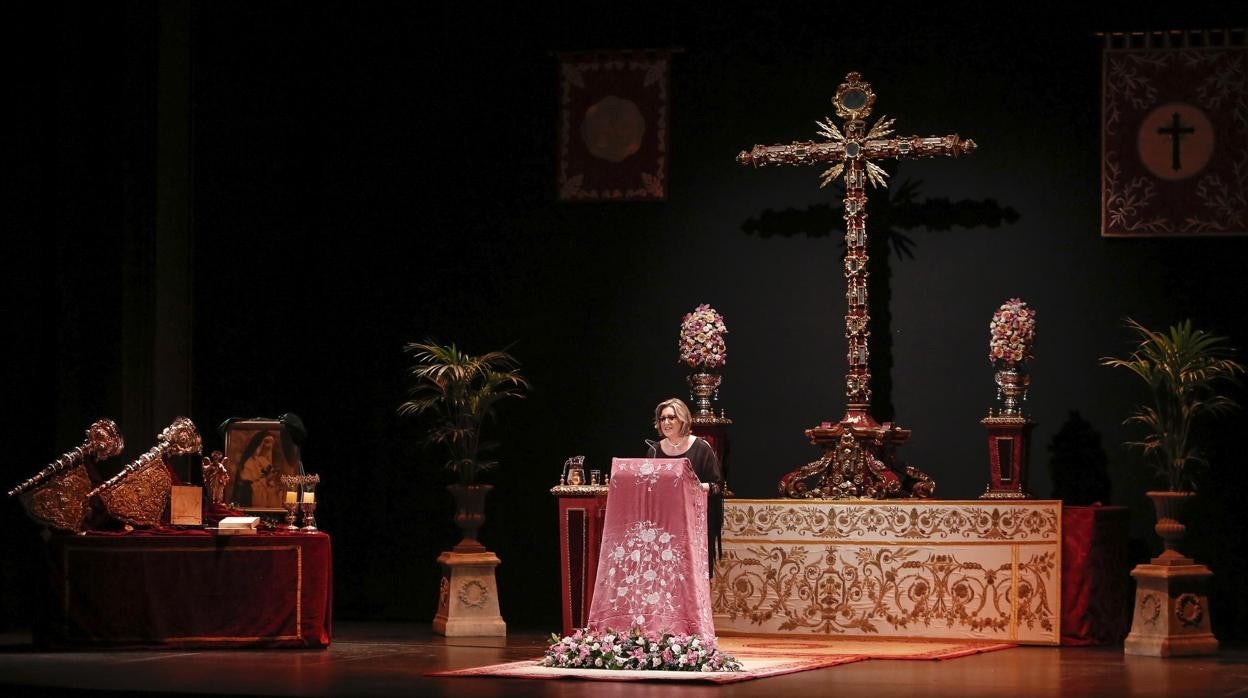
[586,458,715,638]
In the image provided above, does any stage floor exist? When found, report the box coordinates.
[0,622,1243,697]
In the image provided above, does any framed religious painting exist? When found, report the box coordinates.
[1101,30,1247,237]
[221,418,304,514]
[557,49,672,201]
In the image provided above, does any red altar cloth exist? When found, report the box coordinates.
[587,458,715,639]
[1061,505,1129,646]
[36,529,332,649]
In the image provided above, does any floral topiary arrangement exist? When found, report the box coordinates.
[989,298,1036,368]
[544,627,743,672]
[679,304,728,370]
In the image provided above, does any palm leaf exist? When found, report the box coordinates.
[1101,317,1244,490]
[398,338,529,485]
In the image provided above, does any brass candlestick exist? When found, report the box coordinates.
[299,473,320,532]
[280,474,301,531]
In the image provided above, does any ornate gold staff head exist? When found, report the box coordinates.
[91,417,204,528]
[7,419,125,532]
[160,417,203,456]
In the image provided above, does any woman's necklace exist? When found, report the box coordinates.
[665,436,688,451]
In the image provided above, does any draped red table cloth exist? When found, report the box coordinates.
[1061,505,1129,646]
[36,529,332,649]
[587,458,715,639]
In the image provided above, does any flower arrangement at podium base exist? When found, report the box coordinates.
[1103,319,1244,657]
[981,298,1036,499]
[544,627,742,672]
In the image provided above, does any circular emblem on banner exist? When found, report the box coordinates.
[1137,102,1214,181]
[580,95,646,163]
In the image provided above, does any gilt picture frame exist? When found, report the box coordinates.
[222,419,303,514]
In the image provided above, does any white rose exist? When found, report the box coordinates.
[661,549,674,561]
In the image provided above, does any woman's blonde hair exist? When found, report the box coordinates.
[653,398,693,437]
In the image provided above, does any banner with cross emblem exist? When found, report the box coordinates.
[1101,31,1247,237]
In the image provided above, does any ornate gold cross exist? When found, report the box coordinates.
[738,72,975,499]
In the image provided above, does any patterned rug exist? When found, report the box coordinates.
[428,636,1015,684]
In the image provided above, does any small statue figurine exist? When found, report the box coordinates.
[202,451,230,505]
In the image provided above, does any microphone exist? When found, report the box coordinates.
[643,439,658,458]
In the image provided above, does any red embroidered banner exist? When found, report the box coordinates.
[558,51,670,201]
[1101,34,1247,236]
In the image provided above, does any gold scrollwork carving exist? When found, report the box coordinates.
[725,503,1059,542]
[711,544,1055,636]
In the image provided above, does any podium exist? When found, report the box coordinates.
[586,458,715,639]
[551,484,609,637]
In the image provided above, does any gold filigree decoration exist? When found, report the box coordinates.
[20,465,94,533]
[725,503,1059,542]
[90,417,203,528]
[99,464,172,528]
[712,545,1055,636]
[9,419,125,533]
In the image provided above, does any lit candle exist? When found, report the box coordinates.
[285,490,298,504]
[304,492,315,504]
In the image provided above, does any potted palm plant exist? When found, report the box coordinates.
[399,340,529,551]
[1101,318,1243,561]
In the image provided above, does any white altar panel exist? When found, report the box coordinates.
[711,499,1061,645]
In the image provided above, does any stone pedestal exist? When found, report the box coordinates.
[433,550,506,637]
[1124,561,1218,657]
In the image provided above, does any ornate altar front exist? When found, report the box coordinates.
[711,499,1061,645]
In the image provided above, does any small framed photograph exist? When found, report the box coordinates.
[222,419,303,513]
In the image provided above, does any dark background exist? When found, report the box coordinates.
[7,2,1248,639]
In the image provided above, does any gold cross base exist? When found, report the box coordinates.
[778,406,936,499]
